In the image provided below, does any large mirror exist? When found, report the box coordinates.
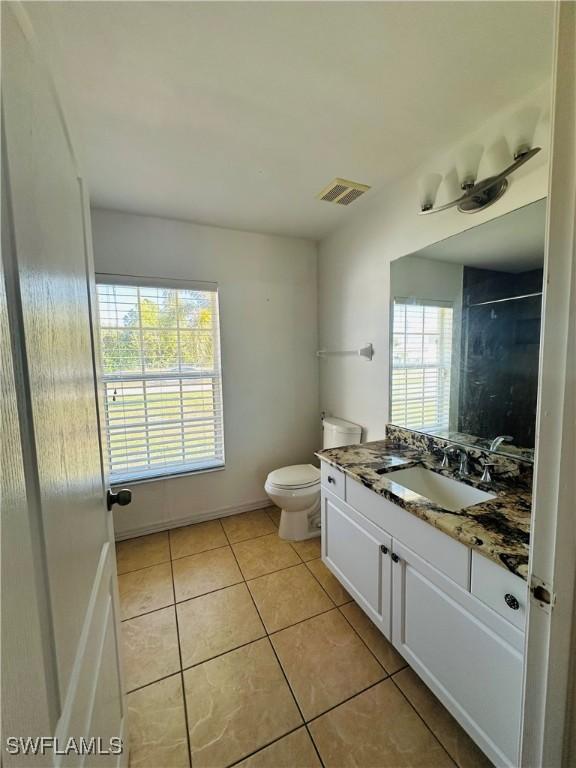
[389,199,546,461]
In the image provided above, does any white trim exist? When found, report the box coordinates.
[521,2,576,765]
[110,457,225,486]
[114,497,273,541]
[96,272,217,293]
[111,462,225,488]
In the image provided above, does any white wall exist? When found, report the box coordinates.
[390,255,463,305]
[91,209,319,537]
[318,84,552,441]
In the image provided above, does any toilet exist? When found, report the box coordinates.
[265,417,362,540]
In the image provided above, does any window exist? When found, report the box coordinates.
[391,298,453,432]
[96,276,224,483]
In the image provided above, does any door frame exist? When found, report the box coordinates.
[521,2,576,766]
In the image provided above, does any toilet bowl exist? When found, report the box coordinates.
[264,464,321,540]
[265,416,363,540]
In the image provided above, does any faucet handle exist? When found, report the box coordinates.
[480,460,496,483]
[436,445,451,467]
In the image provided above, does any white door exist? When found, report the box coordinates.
[2,4,127,766]
[391,540,524,768]
[321,492,392,637]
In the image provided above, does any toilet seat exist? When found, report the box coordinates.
[266,464,320,490]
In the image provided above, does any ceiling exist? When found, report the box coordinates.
[30,2,554,239]
[410,198,547,272]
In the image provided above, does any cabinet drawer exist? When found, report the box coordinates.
[346,477,470,588]
[320,461,345,500]
[471,551,528,631]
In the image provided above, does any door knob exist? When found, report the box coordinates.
[107,488,132,511]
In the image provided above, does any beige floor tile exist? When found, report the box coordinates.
[177,583,265,668]
[291,537,321,562]
[248,564,334,633]
[266,506,281,527]
[184,638,302,768]
[271,609,384,720]
[169,519,227,560]
[118,562,174,620]
[309,679,455,768]
[340,601,407,674]
[306,559,352,606]
[394,667,493,768]
[127,674,189,768]
[115,532,170,575]
[232,533,301,579]
[221,509,276,543]
[236,728,321,768]
[122,606,180,692]
[172,546,242,602]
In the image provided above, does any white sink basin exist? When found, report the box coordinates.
[383,467,496,512]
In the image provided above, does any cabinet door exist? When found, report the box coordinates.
[392,540,524,768]
[322,490,392,638]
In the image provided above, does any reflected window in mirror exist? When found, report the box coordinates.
[391,299,454,432]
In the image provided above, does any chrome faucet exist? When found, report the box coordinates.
[448,446,470,476]
[489,435,514,452]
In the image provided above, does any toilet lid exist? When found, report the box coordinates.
[267,464,320,489]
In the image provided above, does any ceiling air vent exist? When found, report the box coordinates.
[317,178,370,205]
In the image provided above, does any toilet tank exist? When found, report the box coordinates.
[322,416,362,449]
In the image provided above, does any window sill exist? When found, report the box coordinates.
[111,463,225,488]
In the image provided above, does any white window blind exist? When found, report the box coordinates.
[391,298,453,432]
[96,276,224,483]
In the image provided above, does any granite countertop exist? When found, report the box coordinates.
[316,439,531,581]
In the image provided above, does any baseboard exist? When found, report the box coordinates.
[114,497,273,541]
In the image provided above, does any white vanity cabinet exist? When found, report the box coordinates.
[321,492,392,638]
[320,462,526,768]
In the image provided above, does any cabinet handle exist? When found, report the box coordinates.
[504,593,520,610]
[391,553,400,563]
[380,545,388,555]
[327,476,336,484]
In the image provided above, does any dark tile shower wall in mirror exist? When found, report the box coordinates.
[389,199,546,460]
[459,266,543,448]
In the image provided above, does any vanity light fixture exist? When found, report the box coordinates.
[419,146,541,215]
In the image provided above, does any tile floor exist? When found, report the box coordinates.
[116,506,492,768]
